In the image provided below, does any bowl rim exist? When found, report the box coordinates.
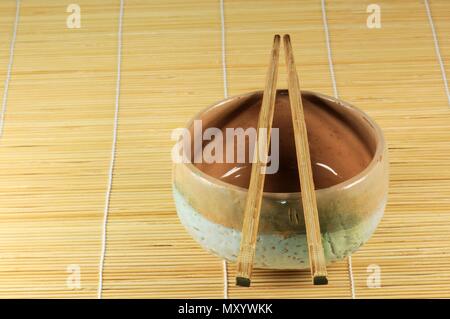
[178,90,386,199]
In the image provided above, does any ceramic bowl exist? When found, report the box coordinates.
[172,90,388,269]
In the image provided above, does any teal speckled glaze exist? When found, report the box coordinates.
[173,186,386,269]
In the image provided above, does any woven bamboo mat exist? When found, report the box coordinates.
[0,0,448,298]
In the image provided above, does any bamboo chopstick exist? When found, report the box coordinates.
[236,34,281,287]
[283,34,328,285]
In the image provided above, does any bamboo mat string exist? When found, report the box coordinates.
[220,0,229,100]
[424,0,450,107]
[0,0,20,138]
[320,0,338,99]
[347,256,355,299]
[320,0,356,299]
[97,0,124,299]
[219,0,229,299]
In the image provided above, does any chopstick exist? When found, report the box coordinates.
[236,34,281,287]
[283,34,328,285]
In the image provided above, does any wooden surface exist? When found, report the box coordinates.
[0,0,449,298]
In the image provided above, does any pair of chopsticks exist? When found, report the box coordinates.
[236,34,328,287]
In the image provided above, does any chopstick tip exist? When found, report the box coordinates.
[313,275,328,285]
[236,276,251,287]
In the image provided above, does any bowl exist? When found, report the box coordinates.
[172,90,388,269]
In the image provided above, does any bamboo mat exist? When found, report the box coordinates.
[0,0,448,298]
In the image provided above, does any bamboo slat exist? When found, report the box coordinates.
[0,2,16,95]
[0,0,448,298]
